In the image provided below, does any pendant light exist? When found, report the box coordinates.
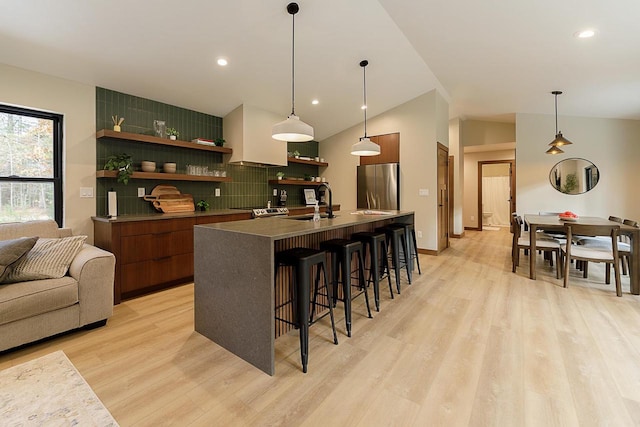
[272,2,314,142]
[546,90,573,153]
[351,60,380,156]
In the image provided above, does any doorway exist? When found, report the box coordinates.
[437,143,449,251]
[477,160,515,230]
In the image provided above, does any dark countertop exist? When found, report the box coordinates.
[195,209,414,240]
[91,205,340,223]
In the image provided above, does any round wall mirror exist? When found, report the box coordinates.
[549,158,600,194]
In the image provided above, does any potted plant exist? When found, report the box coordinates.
[104,153,133,185]
[196,200,210,212]
[276,172,285,180]
[214,137,225,147]
[292,150,300,159]
[166,128,180,140]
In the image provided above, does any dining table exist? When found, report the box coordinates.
[524,215,640,294]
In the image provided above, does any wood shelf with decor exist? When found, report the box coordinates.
[268,179,325,186]
[97,170,232,182]
[287,157,328,167]
[96,129,233,154]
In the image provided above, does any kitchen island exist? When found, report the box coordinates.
[194,209,414,375]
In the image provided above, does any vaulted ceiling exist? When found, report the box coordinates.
[1,0,638,140]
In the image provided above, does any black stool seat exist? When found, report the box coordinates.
[386,223,421,275]
[376,224,412,293]
[320,238,372,337]
[352,231,394,311]
[275,247,338,373]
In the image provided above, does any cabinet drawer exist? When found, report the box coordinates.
[121,252,194,294]
[120,217,195,237]
[121,229,193,263]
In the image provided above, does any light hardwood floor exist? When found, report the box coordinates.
[3,227,640,426]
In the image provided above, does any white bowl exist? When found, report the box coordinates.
[141,161,156,172]
[163,162,177,173]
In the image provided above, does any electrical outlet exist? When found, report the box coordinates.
[137,187,145,197]
[418,189,429,196]
[417,230,422,238]
[79,187,93,198]
[273,188,278,196]
[215,188,221,197]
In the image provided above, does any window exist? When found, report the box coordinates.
[0,104,63,225]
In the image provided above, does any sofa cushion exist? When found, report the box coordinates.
[0,276,78,326]
[0,237,38,282]
[3,236,87,283]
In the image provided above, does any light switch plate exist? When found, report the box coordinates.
[215,188,221,197]
[273,188,278,196]
[418,189,429,196]
[80,187,93,198]
[417,230,423,238]
[137,187,145,197]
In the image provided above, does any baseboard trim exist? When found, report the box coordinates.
[464,226,481,231]
[451,232,465,238]
[418,248,438,256]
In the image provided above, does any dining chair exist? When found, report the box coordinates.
[575,216,629,276]
[561,223,622,297]
[512,216,561,278]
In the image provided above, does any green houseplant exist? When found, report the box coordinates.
[104,153,133,185]
[214,137,225,147]
[166,128,180,140]
[292,150,300,158]
[562,173,578,194]
[196,199,210,211]
[276,171,285,180]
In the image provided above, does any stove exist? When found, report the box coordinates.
[232,206,289,218]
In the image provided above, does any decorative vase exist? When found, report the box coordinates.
[113,125,121,132]
[277,176,283,180]
[169,135,177,140]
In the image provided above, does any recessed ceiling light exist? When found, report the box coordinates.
[574,29,596,38]
[217,58,228,66]
[311,99,319,105]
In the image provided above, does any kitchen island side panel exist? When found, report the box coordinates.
[194,227,275,375]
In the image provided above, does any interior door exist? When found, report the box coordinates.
[437,143,449,252]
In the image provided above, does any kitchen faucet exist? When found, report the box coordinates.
[317,182,334,218]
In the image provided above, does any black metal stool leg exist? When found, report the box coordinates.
[357,249,372,318]
[321,260,338,345]
[411,228,421,274]
[380,239,394,299]
[340,250,352,337]
[295,262,310,373]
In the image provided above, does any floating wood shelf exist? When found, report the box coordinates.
[268,179,325,186]
[97,170,232,182]
[287,157,328,167]
[96,129,232,154]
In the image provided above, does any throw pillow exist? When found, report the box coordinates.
[0,236,39,282]
[3,235,87,283]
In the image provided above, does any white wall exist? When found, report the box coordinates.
[0,63,96,241]
[320,90,447,251]
[463,149,515,228]
[516,113,640,220]
[449,118,464,236]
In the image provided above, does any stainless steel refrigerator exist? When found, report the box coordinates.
[357,163,400,210]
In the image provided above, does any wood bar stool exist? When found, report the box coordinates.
[320,238,372,337]
[352,231,394,311]
[275,247,338,373]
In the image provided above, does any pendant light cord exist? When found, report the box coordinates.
[554,92,558,134]
[363,64,367,138]
[291,11,296,116]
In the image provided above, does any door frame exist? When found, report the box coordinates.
[477,159,516,230]
[437,143,450,252]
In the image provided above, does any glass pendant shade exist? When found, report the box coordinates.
[272,114,314,142]
[548,131,573,147]
[272,3,314,142]
[351,137,381,156]
[546,145,564,155]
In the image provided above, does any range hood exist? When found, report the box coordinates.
[223,104,288,167]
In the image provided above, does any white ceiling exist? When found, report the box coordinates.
[1,0,638,140]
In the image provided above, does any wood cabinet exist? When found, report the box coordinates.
[94,212,251,303]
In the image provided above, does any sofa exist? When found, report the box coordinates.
[0,220,115,352]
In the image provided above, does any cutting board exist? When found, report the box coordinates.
[144,185,195,212]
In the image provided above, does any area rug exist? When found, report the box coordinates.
[0,350,118,426]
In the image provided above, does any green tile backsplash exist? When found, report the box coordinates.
[96,88,325,215]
